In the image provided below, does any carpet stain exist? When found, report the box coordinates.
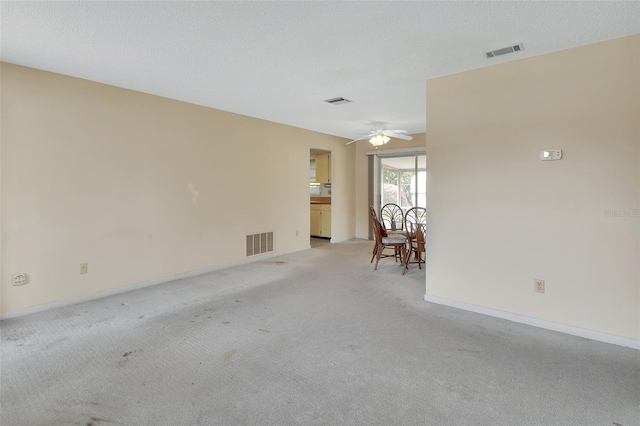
[259,329,271,333]
[613,422,623,426]
[224,350,235,365]
[123,349,143,358]
[457,348,480,354]
[222,321,230,324]
[88,317,115,329]
[117,349,142,367]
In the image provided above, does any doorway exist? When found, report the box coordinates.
[310,148,332,247]
[368,149,426,239]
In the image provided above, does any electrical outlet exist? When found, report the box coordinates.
[534,279,545,293]
[12,273,27,286]
[80,263,88,275]
[295,230,299,236]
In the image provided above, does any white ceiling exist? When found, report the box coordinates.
[2,1,639,140]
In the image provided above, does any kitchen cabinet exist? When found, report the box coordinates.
[310,205,322,236]
[320,206,332,237]
[310,204,331,238]
[310,153,331,183]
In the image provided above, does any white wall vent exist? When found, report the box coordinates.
[324,97,352,105]
[246,232,274,257]
[486,43,524,59]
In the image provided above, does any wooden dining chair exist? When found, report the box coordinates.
[403,207,427,274]
[380,203,406,260]
[380,203,404,232]
[369,205,380,263]
[404,206,426,231]
[403,221,426,274]
[370,205,404,264]
[371,214,407,271]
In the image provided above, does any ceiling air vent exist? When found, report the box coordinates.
[324,97,352,105]
[486,43,524,59]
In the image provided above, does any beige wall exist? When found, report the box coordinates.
[354,133,426,239]
[0,63,355,314]
[426,35,640,339]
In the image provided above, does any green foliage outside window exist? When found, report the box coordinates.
[382,167,413,208]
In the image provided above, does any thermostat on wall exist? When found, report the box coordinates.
[540,149,562,161]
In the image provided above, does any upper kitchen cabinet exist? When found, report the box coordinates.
[310,153,331,183]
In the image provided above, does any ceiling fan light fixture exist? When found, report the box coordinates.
[369,134,390,146]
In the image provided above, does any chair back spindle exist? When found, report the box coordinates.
[381,203,404,231]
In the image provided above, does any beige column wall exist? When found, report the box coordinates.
[425,35,640,339]
[1,63,356,314]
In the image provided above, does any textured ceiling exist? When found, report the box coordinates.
[2,1,639,140]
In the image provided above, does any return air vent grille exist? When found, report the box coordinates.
[246,232,274,257]
[324,97,352,105]
[486,43,524,59]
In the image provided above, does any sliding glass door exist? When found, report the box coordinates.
[380,154,426,211]
[367,149,426,240]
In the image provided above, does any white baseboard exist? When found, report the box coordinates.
[424,294,640,350]
[330,236,353,243]
[1,246,310,321]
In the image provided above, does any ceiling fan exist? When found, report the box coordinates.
[346,128,413,146]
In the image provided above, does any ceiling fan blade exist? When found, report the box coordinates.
[345,135,371,145]
[386,133,413,141]
[383,130,408,134]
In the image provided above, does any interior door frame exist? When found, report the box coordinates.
[310,148,333,242]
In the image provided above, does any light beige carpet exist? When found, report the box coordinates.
[1,239,639,425]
